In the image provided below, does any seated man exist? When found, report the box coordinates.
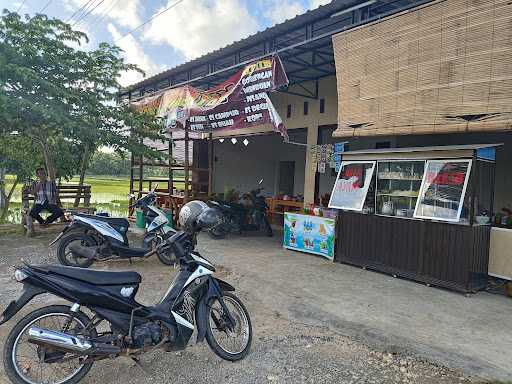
[29,167,64,225]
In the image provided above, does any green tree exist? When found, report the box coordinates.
[0,11,166,207]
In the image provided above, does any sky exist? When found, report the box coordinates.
[4,0,332,87]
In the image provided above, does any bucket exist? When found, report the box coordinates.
[135,209,145,229]
[165,210,174,228]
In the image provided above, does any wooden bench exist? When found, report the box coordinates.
[21,184,94,237]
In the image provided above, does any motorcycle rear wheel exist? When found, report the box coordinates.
[57,233,96,268]
[3,305,96,384]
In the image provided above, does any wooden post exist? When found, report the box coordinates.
[168,133,173,203]
[138,154,143,199]
[208,132,214,196]
[184,127,190,199]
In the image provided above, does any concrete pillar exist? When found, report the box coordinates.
[304,124,319,204]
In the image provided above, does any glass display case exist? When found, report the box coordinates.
[376,161,424,218]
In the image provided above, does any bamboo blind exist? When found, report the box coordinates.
[332,0,512,137]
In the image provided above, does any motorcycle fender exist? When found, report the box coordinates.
[142,233,156,249]
[195,278,235,343]
[0,284,47,325]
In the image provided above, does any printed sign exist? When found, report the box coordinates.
[283,213,335,260]
[329,161,376,211]
[414,159,472,222]
[131,55,289,140]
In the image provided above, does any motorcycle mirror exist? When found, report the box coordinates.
[258,179,264,185]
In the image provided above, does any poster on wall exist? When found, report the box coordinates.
[328,161,376,211]
[283,213,335,260]
[414,159,472,222]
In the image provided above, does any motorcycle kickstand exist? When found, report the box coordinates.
[130,356,150,375]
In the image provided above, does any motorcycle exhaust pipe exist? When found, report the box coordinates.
[28,327,121,355]
[28,327,92,353]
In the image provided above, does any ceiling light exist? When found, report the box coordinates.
[218,138,224,143]
[243,138,249,146]
[231,138,237,144]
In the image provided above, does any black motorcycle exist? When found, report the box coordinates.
[208,180,273,239]
[0,205,252,384]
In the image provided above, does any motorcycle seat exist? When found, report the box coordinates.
[34,265,141,285]
[75,213,129,228]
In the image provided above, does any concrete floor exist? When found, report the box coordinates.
[199,231,512,381]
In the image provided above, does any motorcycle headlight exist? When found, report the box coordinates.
[14,269,28,282]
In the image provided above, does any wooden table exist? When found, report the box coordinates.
[266,198,304,224]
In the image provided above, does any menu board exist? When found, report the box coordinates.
[328,161,376,211]
[283,213,335,260]
[414,159,472,222]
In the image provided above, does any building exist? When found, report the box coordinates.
[123,0,512,289]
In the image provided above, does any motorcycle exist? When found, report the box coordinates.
[0,221,252,384]
[51,187,175,268]
[208,180,273,239]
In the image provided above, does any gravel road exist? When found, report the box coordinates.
[0,228,480,384]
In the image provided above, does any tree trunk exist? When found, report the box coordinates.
[0,176,18,221]
[0,168,5,209]
[74,146,91,207]
[40,140,56,180]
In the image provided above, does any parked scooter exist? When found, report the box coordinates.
[51,187,176,268]
[0,201,252,384]
[208,179,273,238]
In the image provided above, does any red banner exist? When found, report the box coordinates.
[132,55,289,140]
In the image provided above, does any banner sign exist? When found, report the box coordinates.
[131,55,289,140]
[283,212,335,260]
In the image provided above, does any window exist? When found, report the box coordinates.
[376,161,425,218]
[329,161,376,211]
[303,101,309,115]
[286,104,292,118]
[414,159,472,222]
[319,99,325,114]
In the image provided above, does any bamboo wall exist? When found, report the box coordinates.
[332,0,512,137]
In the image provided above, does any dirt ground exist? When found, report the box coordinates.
[0,227,498,383]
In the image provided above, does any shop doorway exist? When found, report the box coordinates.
[279,161,295,195]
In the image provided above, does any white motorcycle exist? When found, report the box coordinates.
[51,189,176,268]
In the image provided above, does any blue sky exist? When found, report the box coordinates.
[4,0,331,86]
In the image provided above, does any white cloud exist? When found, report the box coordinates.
[63,0,142,28]
[263,0,305,24]
[107,23,163,87]
[143,0,259,61]
[310,0,332,9]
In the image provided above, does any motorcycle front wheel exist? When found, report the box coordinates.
[57,233,97,268]
[3,305,97,384]
[208,225,228,240]
[205,292,252,361]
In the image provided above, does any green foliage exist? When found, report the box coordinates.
[0,134,42,181]
[87,151,131,177]
[0,10,167,181]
